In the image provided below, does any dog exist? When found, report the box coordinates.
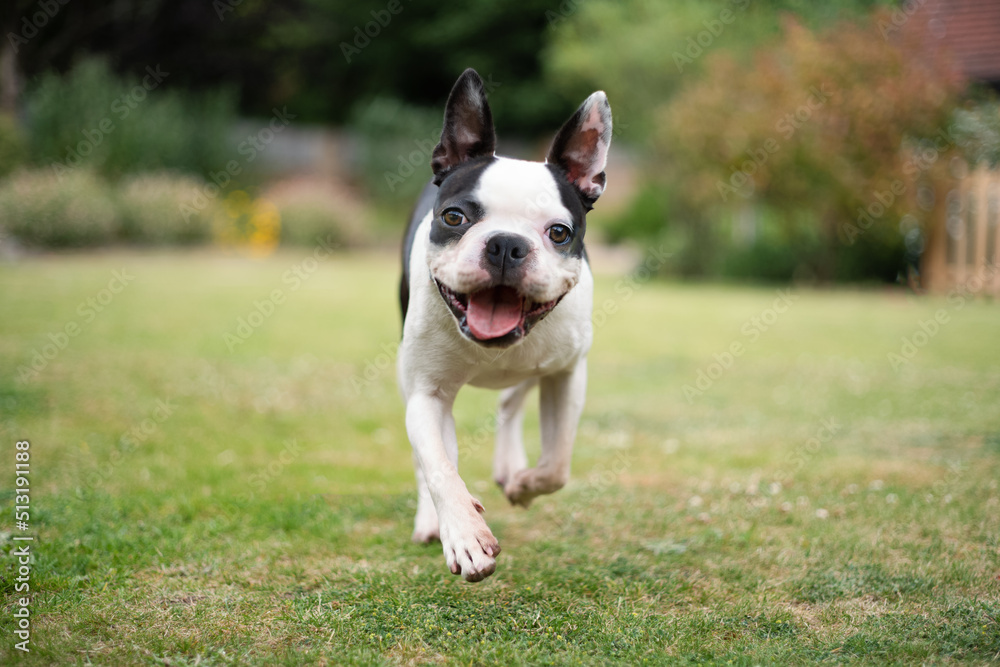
[397,68,612,582]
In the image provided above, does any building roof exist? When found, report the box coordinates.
[921,0,1000,84]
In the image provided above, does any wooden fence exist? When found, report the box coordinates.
[923,167,1000,296]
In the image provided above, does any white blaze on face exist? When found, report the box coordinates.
[427,158,583,304]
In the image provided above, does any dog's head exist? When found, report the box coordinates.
[426,68,612,348]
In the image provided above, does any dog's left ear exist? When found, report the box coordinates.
[547,91,613,209]
[431,68,497,185]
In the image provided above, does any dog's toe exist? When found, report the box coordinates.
[412,527,440,544]
[445,539,498,582]
[440,507,500,582]
[504,477,535,508]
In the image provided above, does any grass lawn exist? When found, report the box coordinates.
[1,248,998,665]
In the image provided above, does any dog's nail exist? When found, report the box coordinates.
[472,498,486,514]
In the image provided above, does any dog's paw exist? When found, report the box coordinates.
[412,500,441,543]
[412,524,440,544]
[439,498,501,582]
[504,467,568,508]
[493,467,518,490]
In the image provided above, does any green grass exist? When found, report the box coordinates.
[1,249,999,665]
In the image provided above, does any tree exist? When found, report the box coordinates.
[2,0,568,133]
[657,13,965,281]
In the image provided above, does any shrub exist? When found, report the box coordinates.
[25,58,236,179]
[0,169,119,247]
[953,100,1000,168]
[658,15,965,282]
[117,172,220,244]
[351,97,442,204]
[0,115,29,179]
[264,178,371,248]
[603,184,672,245]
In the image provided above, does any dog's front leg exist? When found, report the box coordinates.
[505,358,587,508]
[406,391,501,581]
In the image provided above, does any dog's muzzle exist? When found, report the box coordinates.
[436,280,562,347]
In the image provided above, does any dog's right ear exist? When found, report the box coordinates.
[431,68,497,185]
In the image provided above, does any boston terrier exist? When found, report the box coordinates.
[398,68,612,582]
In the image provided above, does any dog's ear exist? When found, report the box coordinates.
[431,69,497,185]
[547,91,612,209]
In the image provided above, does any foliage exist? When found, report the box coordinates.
[952,99,1000,168]
[604,184,673,245]
[117,172,221,244]
[0,168,119,247]
[350,97,443,204]
[4,0,596,134]
[544,0,893,141]
[266,180,372,248]
[656,14,965,281]
[0,114,28,178]
[236,0,572,132]
[24,58,236,180]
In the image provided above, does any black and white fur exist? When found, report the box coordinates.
[398,69,612,582]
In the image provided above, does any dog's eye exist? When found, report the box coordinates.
[442,210,466,226]
[548,224,571,245]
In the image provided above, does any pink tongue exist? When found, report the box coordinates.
[467,287,524,339]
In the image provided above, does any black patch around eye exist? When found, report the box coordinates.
[545,163,588,259]
[429,157,495,247]
[430,211,472,245]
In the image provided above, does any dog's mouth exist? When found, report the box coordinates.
[436,281,562,347]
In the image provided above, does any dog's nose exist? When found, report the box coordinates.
[485,233,531,272]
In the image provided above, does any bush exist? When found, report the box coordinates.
[264,178,371,248]
[656,14,964,282]
[25,58,236,179]
[953,100,1000,168]
[351,97,442,204]
[603,184,671,245]
[0,115,29,179]
[0,169,119,247]
[117,172,220,244]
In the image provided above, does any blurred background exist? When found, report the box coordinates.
[2,5,1000,660]
[0,0,999,289]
